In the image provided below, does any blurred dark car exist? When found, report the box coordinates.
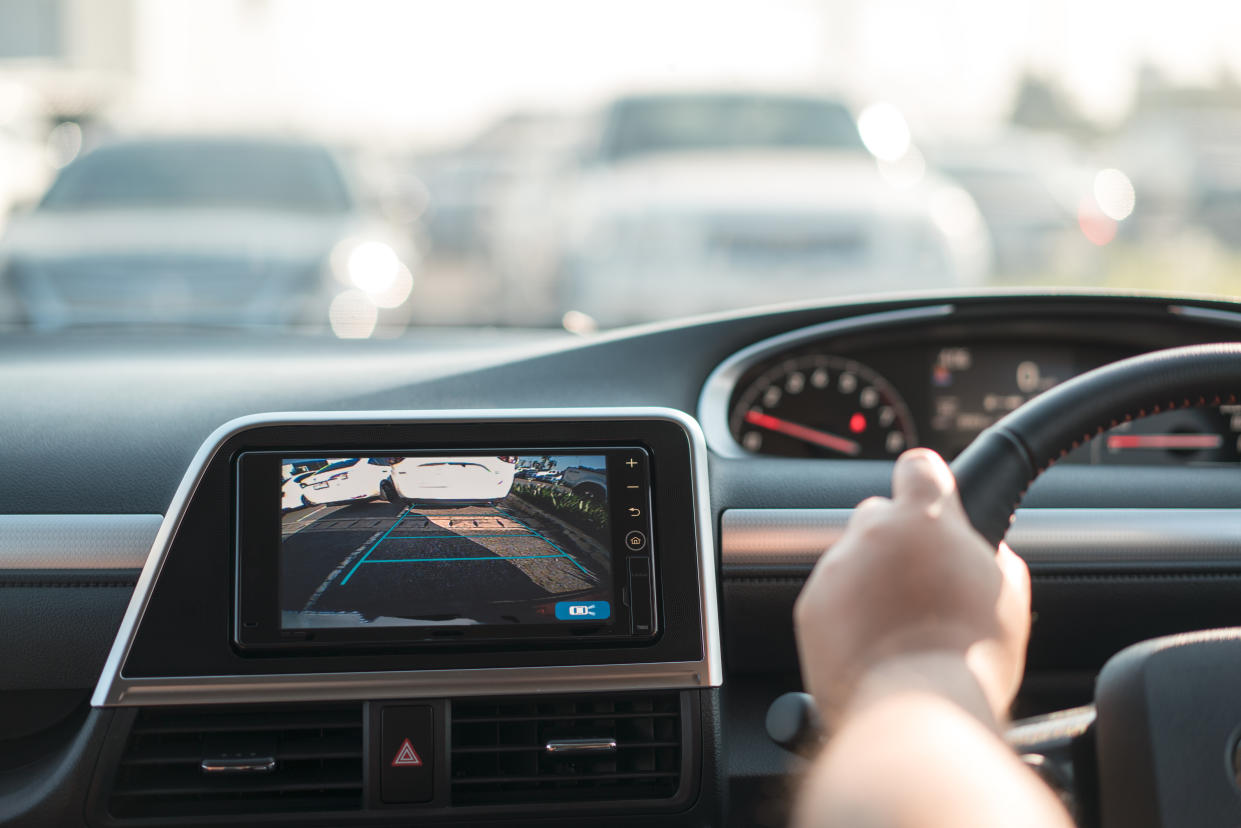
[0,135,418,332]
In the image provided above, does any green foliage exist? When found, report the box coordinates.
[513,482,608,544]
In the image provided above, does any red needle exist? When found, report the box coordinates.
[745,410,862,456]
[1107,434,1222,450]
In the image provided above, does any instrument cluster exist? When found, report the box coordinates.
[706,312,1241,467]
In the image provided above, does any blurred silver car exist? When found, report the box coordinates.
[0,136,418,332]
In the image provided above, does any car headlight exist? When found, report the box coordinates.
[330,238,413,309]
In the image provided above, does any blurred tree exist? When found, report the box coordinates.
[1009,73,1096,139]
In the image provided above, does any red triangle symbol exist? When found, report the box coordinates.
[390,738,422,767]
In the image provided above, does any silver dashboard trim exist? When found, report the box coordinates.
[545,737,617,754]
[0,514,161,570]
[92,407,722,708]
[696,305,955,458]
[1168,304,1241,327]
[722,508,1241,568]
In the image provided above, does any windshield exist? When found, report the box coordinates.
[599,94,866,161]
[39,139,353,212]
[0,0,1238,334]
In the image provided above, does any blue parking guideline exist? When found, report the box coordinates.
[496,508,593,576]
[494,507,537,532]
[363,554,567,563]
[387,533,538,540]
[339,505,411,586]
[409,512,507,519]
[338,506,593,584]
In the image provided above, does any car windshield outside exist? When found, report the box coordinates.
[1,0,1239,335]
[599,94,867,161]
[38,139,353,212]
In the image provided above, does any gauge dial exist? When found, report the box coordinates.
[730,355,917,458]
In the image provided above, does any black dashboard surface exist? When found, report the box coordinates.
[6,292,1241,517]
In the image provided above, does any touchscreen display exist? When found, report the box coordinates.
[279,454,614,631]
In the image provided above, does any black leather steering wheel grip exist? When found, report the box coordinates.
[949,342,1241,546]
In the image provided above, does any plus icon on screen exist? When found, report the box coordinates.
[625,457,638,468]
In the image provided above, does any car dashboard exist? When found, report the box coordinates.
[2,291,1241,828]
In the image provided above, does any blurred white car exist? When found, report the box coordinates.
[506,92,991,327]
[387,456,517,504]
[287,458,393,508]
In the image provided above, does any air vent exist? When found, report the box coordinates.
[108,703,363,819]
[450,692,683,806]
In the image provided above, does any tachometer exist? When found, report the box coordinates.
[729,355,917,458]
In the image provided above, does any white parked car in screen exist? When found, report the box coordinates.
[282,477,306,511]
[559,465,607,501]
[286,457,392,508]
[385,456,517,504]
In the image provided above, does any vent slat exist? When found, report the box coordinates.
[113,773,362,797]
[452,740,679,755]
[107,791,361,819]
[131,709,359,734]
[108,703,363,819]
[453,771,680,785]
[120,731,363,765]
[451,711,679,724]
[450,692,683,806]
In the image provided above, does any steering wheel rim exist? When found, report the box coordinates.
[949,342,1241,547]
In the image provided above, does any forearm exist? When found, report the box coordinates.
[793,655,1073,828]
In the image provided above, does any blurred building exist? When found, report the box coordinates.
[0,0,134,70]
[0,0,136,220]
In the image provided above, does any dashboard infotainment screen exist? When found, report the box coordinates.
[236,446,658,650]
[280,452,615,630]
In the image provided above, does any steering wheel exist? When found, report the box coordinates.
[768,342,1241,828]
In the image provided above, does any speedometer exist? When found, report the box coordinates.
[729,355,917,459]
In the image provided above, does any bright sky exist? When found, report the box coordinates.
[128,0,1241,145]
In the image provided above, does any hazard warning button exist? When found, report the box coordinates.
[391,738,422,767]
[380,705,434,804]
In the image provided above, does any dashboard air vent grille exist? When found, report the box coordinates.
[107,703,363,819]
[450,692,683,806]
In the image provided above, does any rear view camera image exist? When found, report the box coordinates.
[279,454,612,629]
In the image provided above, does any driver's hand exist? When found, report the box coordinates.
[793,448,1032,728]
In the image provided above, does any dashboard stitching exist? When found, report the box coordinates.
[1038,394,1234,473]
[996,393,1239,527]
